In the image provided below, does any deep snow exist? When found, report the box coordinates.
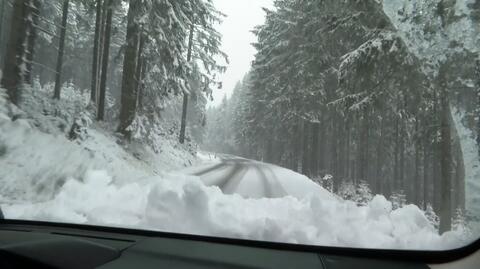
[2,164,471,250]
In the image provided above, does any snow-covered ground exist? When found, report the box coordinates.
[0,88,476,250]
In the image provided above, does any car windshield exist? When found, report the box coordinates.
[1,0,479,251]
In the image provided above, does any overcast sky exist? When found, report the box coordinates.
[209,0,273,106]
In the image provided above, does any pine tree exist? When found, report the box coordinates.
[90,0,103,104]
[179,23,194,144]
[337,181,356,202]
[356,181,373,206]
[452,208,468,232]
[118,0,143,137]
[425,203,440,231]
[322,174,334,193]
[97,0,114,121]
[390,191,407,210]
[1,0,41,105]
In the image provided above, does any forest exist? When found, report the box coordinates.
[203,0,480,234]
[0,0,225,148]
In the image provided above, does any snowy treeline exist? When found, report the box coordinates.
[0,0,224,148]
[203,0,480,233]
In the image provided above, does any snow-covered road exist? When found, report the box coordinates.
[188,156,287,198]
[182,154,336,200]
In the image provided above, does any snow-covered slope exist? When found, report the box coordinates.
[0,88,473,250]
[0,85,196,202]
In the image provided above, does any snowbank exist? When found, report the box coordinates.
[3,168,470,250]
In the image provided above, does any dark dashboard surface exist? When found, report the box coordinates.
[0,221,430,269]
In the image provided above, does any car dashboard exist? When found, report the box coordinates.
[0,221,477,269]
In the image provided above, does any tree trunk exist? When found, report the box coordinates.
[336,118,344,179]
[1,0,36,105]
[90,0,103,104]
[399,129,405,192]
[476,56,480,158]
[334,114,343,188]
[301,121,311,176]
[450,106,465,212]
[25,0,40,84]
[310,122,320,177]
[53,0,69,99]
[330,115,338,179]
[423,135,429,210]
[454,140,466,213]
[414,120,421,205]
[135,36,145,94]
[358,108,370,183]
[96,0,108,103]
[393,117,400,191]
[292,122,301,172]
[118,0,141,136]
[350,118,357,184]
[432,90,440,213]
[137,58,147,109]
[0,0,5,64]
[135,36,146,109]
[97,0,113,121]
[179,23,195,144]
[266,138,274,163]
[439,65,452,234]
[318,115,327,173]
[432,142,440,212]
[345,117,351,180]
[375,118,383,194]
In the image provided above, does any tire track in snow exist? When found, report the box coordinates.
[193,157,286,198]
[254,164,287,198]
[220,163,249,195]
[193,163,227,176]
[253,166,272,198]
[196,161,248,195]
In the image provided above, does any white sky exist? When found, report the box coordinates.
[209,0,273,107]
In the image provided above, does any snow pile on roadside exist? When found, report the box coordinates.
[4,167,470,250]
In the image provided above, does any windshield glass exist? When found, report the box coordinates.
[0,0,479,251]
